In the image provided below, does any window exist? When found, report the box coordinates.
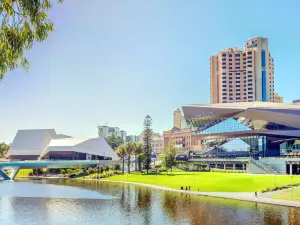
[229,98,233,100]
[236,93,240,96]
[236,58,240,61]
[229,59,232,61]
[244,89,246,91]
[247,65,252,67]
[222,66,226,69]
[229,81,232,84]
[229,67,232,69]
[229,88,233,91]
[236,89,240,92]
[236,81,240,83]
[229,85,233,88]
[222,93,227,96]
[222,85,226,87]
[229,77,233,80]
[222,89,227,91]
[247,52,252,55]
[222,53,226,57]
[243,58,246,60]
[222,81,226,83]
[236,85,240,87]
[248,71,252,73]
[222,58,226,61]
[236,97,241,100]
[247,60,252,63]
[236,67,240,69]
[229,54,232,57]
[248,79,253,82]
[229,63,232,65]
[236,77,240,79]
[248,92,253,94]
[248,75,252,78]
[235,54,240,57]
[243,53,246,56]
[248,87,253,90]
[222,101,227,103]
[222,97,227,100]
[222,77,226,79]
[222,62,226,65]
[236,73,240,75]
[244,97,247,99]
[249,96,253,98]
[229,73,232,76]
[229,93,233,96]
[248,83,253,86]
[247,56,252,59]
[222,72,226,75]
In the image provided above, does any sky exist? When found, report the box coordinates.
[1,0,300,143]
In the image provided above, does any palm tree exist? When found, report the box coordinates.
[116,144,127,174]
[125,142,135,174]
[133,143,143,171]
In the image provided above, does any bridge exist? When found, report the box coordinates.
[0,160,117,180]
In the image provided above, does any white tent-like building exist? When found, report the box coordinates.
[7,129,118,161]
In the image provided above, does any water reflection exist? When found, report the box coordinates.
[1,179,300,225]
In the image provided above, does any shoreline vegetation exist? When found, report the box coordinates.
[14,168,300,208]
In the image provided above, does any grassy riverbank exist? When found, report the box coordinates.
[272,188,300,201]
[103,172,300,192]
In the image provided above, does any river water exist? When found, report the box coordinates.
[1,179,300,225]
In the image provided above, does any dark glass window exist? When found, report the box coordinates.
[236,73,240,75]
[236,81,240,83]
[229,73,232,76]
[247,52,252,55]
[222,58,226,61]
[248,79,253,82]
[229,67,232,69]
[247,65,252,67]
[248,87,253,90]
[235,54,240,57]
[236,67,240,69]
[222,85,226,87]
[222,53,226,57]
[248,92,253,94]
[222,66,226,69]
[222,62,226,65]
[222,97,227,99]
[229,54,232,57]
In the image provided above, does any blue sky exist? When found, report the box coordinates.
[0,0,300,142]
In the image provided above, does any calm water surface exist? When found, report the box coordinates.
[1,179,300,225]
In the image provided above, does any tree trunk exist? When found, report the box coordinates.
[122,157,125,174]
[128,155,131,174]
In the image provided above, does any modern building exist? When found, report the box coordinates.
[274,93,283,103]
[173,108,190,130]
[120,130,127,143]
[7,129,118,161]
[173,108,182,128]
[97,125,126,140]
[126,135,140,143]
[139,132,163,153]
[151,134,164,153]
[293,99,300,104]
[210,37,275,104]
[182,102,300,158]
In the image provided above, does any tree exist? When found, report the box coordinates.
[133,142,143,171]
[105,133,124,150]
[125,142,135,174]
[163,142,177,174]
[0,0,64,79]
[0,142,9,158]
[143,115,152,174]
[116,144,127,174]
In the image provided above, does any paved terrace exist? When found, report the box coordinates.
[0,160,117,180]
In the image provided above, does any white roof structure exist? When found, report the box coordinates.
[7,129,118,160]
[40,137,119,160]
[182,102,300,129]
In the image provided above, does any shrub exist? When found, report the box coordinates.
[88,167,94,175]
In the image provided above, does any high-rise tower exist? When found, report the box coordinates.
[210,37,275,103]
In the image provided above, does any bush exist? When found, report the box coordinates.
[114,164,121,171]
[210,168,246,173]
[88,167,94,175]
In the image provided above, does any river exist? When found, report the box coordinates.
[1,179,300,225]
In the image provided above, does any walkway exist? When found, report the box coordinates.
[100,180,300,208]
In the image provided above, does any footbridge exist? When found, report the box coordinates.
[0,160,117,180]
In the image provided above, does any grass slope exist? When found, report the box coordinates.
[104,172,300,192]
[272,188,300,201]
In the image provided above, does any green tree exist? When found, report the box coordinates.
[0,0,64,79]
[163,142,177,174]
[125,142,135,174]
[105,133,124,150]
[133,142,143,171]
[0,142,9,158]
[143,115,152,174]
[116,144,127,174]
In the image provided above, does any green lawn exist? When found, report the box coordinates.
[272,188,300,201]
[103,172,300,192]
[16,169,33,177]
